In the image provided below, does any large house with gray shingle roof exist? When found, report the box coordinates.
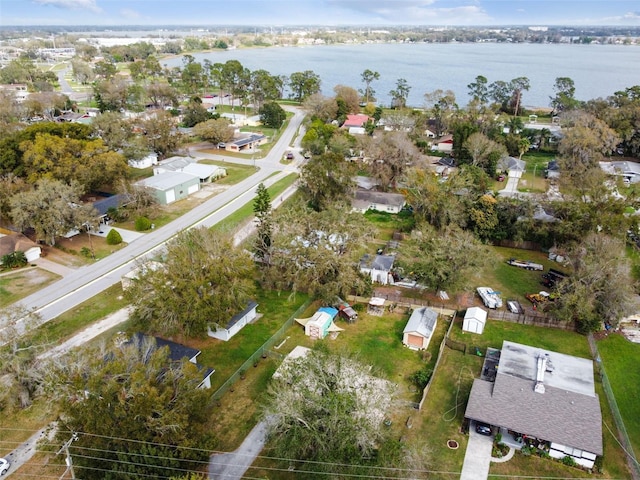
[465,341,602,468]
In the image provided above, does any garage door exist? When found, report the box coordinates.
[188,184,199,194]
[165,189,176,204]
[407,334,423,348]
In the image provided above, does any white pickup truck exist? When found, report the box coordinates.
[477,287,503,309]
[507,258,544,271]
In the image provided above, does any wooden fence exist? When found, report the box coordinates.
[487,309,574,330]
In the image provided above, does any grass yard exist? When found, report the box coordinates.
[194,289,309,391]
[449,315,590,357]
[211,173,297,233]
[426,319,629,479]
[24,284,128,347]
[363,209,414,242]
[198,160,258,185]
[0,268,60,307]
[597,334,640,458]
[482,246,566,302]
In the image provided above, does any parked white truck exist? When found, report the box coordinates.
[477,287,503,309]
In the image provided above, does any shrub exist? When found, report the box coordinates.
[409,368,433,390]
[562,455,576,467]
[1,251,28,269]
[106,229,123,245]
[135,216,152,231]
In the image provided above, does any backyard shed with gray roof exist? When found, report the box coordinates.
[465,340,602,468]
[403,307,438,350]
[207,301,259,342]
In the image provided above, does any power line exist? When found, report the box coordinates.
[2,427,628,480]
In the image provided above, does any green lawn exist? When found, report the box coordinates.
[198,160,257,185]
[211,173,297,234]
[597,334,640,458]
[481,246,566,302]
[0,268,60,307]
[427,319,628,479]
[195,288,309,390]
[24,284,129,347]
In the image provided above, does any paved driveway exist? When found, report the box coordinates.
[209,417,273,480]
[460,423,493,480]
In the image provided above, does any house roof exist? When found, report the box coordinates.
[360,253,395,272]
[0,233,40,257]
[156,156,194,172]
[436,134,453,144]
[404,307,438,337]
[438,157,456,167]
[92,194,125,216]
[464,307,487,324]
[225,300,258,329]
[465,341,602,455]
[342,114,371,128]
[137,171,199,191]
[354,176,379,190]
[182,163,222,179]
[130,333,200,363]
[610,161,640,176]
[232,133,266,148]
[354,190,406,208]
[497,156,526,172]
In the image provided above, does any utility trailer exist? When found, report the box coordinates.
[507,258,544,271]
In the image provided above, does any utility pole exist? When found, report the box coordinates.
[57,432,78,480]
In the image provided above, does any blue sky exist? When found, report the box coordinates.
[2,0,639,26]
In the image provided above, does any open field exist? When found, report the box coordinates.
[0,268,60,307]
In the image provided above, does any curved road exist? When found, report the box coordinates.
[12,107,306,332]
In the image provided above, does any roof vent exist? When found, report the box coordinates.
[534,354,547,394]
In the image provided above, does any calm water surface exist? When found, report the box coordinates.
[164,43,640,108]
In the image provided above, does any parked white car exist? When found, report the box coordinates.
[0,458,10,475]
[477,287,503,309]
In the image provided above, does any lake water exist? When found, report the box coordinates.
[163,43,640,108]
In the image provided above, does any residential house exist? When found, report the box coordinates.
[153,156,193,175]
[342,114,372,129]
[128,152,158,169]
[351,190,406,214]
[128,333,215,389]
[497,156,526,179]
[207,301,259,342]
[91,194,126,224]
[360,254,395,285]
[0,233,42,263]
[402,307,438,350]
[462,307,487,334]
[182,163,227,183]
[136,171,200,205]
[601,161,640,184]
[228,133,267,152]
[465,341,602,469]
[354,176,379,191]
[433,134,454,153]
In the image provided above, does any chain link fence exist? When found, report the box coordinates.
[588,334,640,480]
[212,299,311,401]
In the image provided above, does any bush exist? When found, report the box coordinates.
[135,216,152,231]
[1,251,28,269]
[562,455,576,467]
[106,229,123,245]
[409,368,433,390]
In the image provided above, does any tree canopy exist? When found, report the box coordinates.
[126,228,256,337]
[51,338,214,480]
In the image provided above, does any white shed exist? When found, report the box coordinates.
[463,307,488,334]
[208,301,259,342]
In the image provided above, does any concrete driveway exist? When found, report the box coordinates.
[209,417,273,480]
[460,423,493,480]
[93,225,145,244]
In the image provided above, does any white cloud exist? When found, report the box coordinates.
[120,8,142,20]
[33,0,102,13]
[325,0,490,25]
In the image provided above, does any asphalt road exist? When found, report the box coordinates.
[11,106,306,334]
